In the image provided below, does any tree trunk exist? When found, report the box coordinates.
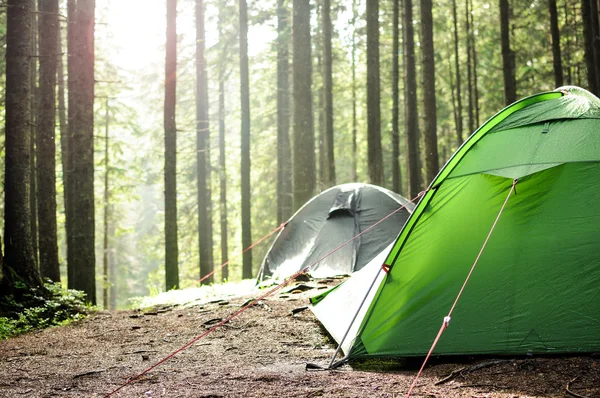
[404,0,420,198]
[500,0,516,105]
[589,0,600,93]
[240,0,253,279]
[218,33,229,281]
[67,0,96,304]
[351,0,358,182]
[465,0,474,133]
[37,0,61,283]
[292,0,315,210]
[164,0,179,291]
[30,1,39,270]
[392,0,401,193]
[65,0,74,287]
[451,0,463,145]
[196,0,212,285]
[276,0,292,224]
[102,100,110,309]
[316,34,326,190]
[470,0,480,126]
[322,0,335,187]
[366,0,384,186]
[549,0,564,88]
[421,0,439,185]
[57,14,69,269]
[2,0,44,294]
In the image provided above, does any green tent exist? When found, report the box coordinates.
[312,86,600,360]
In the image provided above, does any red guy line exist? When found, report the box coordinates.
[104,194,421,397]
[405,179,517,398]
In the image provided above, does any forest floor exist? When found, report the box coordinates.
[1,279,599,398]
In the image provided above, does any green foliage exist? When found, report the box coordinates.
[0,281,90,340]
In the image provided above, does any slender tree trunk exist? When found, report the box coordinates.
[2,0,43,294]
[366,0,384,186]
[292,0,315,210]
[589,0,600,93]
[67,0,96,304]
[196,0,212,285]
[164,0,179,291]
[276,0,292,224]
[351,0,358,182]
[108,210,116,309]
[240,0,253,279]
[465,0,474,133]
[65,0,74,287]
[549,0,564,87]
[564,2,572,85]
[57,15,69,266]
[392,0,401,193]
[447,53,458,155]
[404,0,420,197]
[500,0,516,105]
[37,0,60,282]
[322,0,335,187]
[30,1,39,269]
[451,0,463,145]
[421,0,439,185]
[470,0,480,126]
[102,100,109,309]
[316,35,326,190]
[218,24,229,281]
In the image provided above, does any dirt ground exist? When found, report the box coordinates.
[1,281,599,398]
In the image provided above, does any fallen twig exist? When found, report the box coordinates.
[435,367,466,385]
[73,369,106,379]
[435,359,512,385]
[566,376,590,398]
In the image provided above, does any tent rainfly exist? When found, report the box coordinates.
[256,183,414,283]
[312,86,600,361]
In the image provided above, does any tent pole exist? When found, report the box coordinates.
[327,266,385,368]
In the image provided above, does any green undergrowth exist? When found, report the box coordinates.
[0,281,91,340]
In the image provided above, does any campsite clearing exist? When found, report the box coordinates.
[1,284,598,397]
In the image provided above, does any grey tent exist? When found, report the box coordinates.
[256,183,414,282]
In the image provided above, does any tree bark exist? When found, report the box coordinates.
[549,0,564,88]
[451,0,463,145]
[196,0,212,285]
[240,0,253,279]
[366,0,384,186]
[589,0,600,93]
[322,0,335,187]
[351,0,358,182]
[67,0,96,304]
[421,0,439,185]
[404,0,420,197]
[57,13,69,270]
[164,0,179,291]
[392,0,401,193]
[292,0,315,210]
[30,1,39,269]
[3,0,44,294]
[465,0,474,133]
[276,0,292,224]
[500,0,516,105]
[102,100,110,309]
[218,22,229,281]
[37,0,61,282]
[470,0,480,126]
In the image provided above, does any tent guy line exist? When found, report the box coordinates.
[406,179,517,398]
[198,222,286,285]
[102,193,423,397]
